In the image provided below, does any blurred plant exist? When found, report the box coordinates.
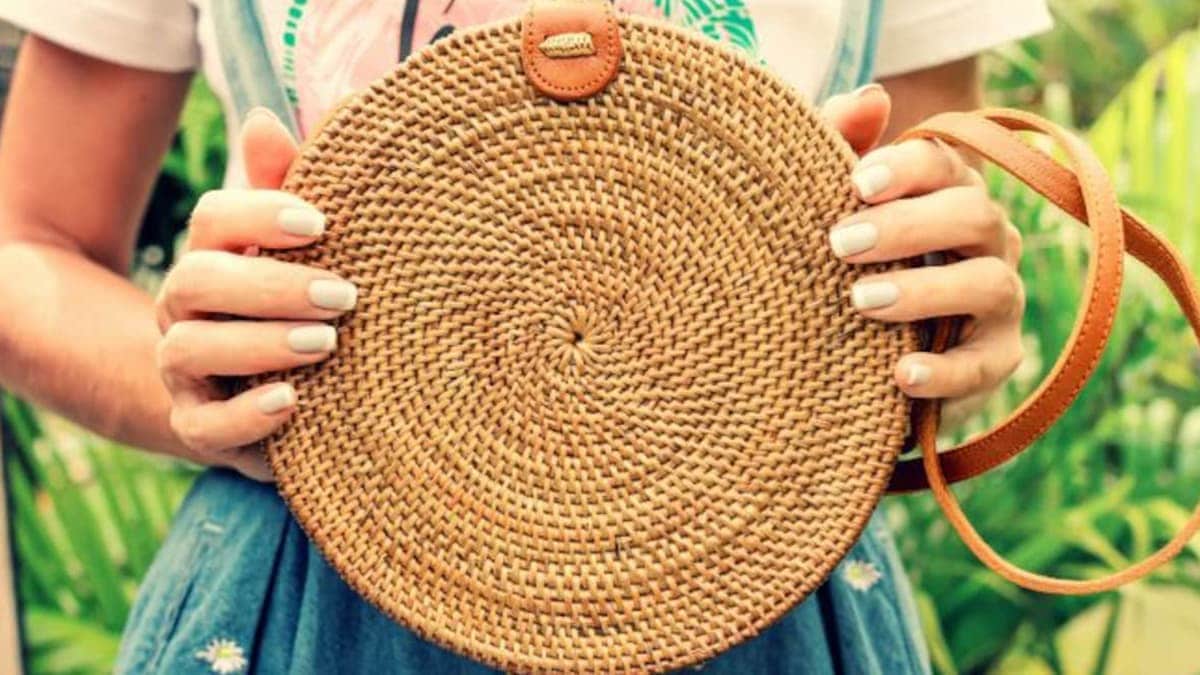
[4,394,197,674]
[890,27,1200,675]
[988,0,1200,125]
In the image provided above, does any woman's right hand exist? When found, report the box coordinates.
[154,108,351,481]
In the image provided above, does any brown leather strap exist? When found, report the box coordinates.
[522,0,622,102]
[888,108,1128,492]
[889,110,1200,492]
[893,108,1200,592]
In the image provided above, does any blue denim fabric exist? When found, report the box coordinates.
[209,0,300,137]
[816,0,884,101]
[115,470,929,674]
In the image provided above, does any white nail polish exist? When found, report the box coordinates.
[829,222,878,257]
[246,107,280,125]
[906,363,932,386]
[257,384,296,414]
[287,325,337,353]
[852,83,883,98]
[309,280,358,311]
[852,163,892,200]
[279,207,326,237]
[851,281,899,310]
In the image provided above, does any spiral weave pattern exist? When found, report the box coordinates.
[265,16,916,673]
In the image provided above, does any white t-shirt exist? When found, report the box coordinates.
[0,0,1050,187]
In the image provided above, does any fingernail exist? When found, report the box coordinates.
[853,83,883,98]
[852,163,892,200]
[906,362,932,386]
[279,206,326,237]
[246,107,279,124]
[309,279,357,311]
[851,280,899,310]
[287,324,337,353]
[256,384,296,414]
[829,222,878,258]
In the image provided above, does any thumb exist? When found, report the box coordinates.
[241,107,300,189]
[821,84,891,156]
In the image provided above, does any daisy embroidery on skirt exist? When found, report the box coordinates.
[842,559,883,591]
[195,637,248,674]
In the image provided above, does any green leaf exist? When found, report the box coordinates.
[24,607,121,675]
[41,449,130,629]
[916,591,959,675]
[1055,585,1200,674]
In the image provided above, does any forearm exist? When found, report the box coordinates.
[0,37,191,455]
[0,238,183,456]
[879,57,983,144]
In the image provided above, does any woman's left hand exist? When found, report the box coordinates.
[822,85,1025,417]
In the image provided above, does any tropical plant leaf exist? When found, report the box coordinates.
[24,608,121,675]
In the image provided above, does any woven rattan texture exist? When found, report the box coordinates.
[264,16,916,673]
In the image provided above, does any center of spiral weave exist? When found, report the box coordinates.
[551,305,601,368]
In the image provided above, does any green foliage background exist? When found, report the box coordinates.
[5,1,1200,672]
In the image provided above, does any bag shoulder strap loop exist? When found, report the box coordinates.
[891,108,1200,593]
[888,109,1200,493]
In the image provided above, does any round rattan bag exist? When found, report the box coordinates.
[263,2,917,672]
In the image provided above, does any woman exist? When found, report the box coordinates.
[0,1,1049,673]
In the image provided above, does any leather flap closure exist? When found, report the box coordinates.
[521,0,622,102]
